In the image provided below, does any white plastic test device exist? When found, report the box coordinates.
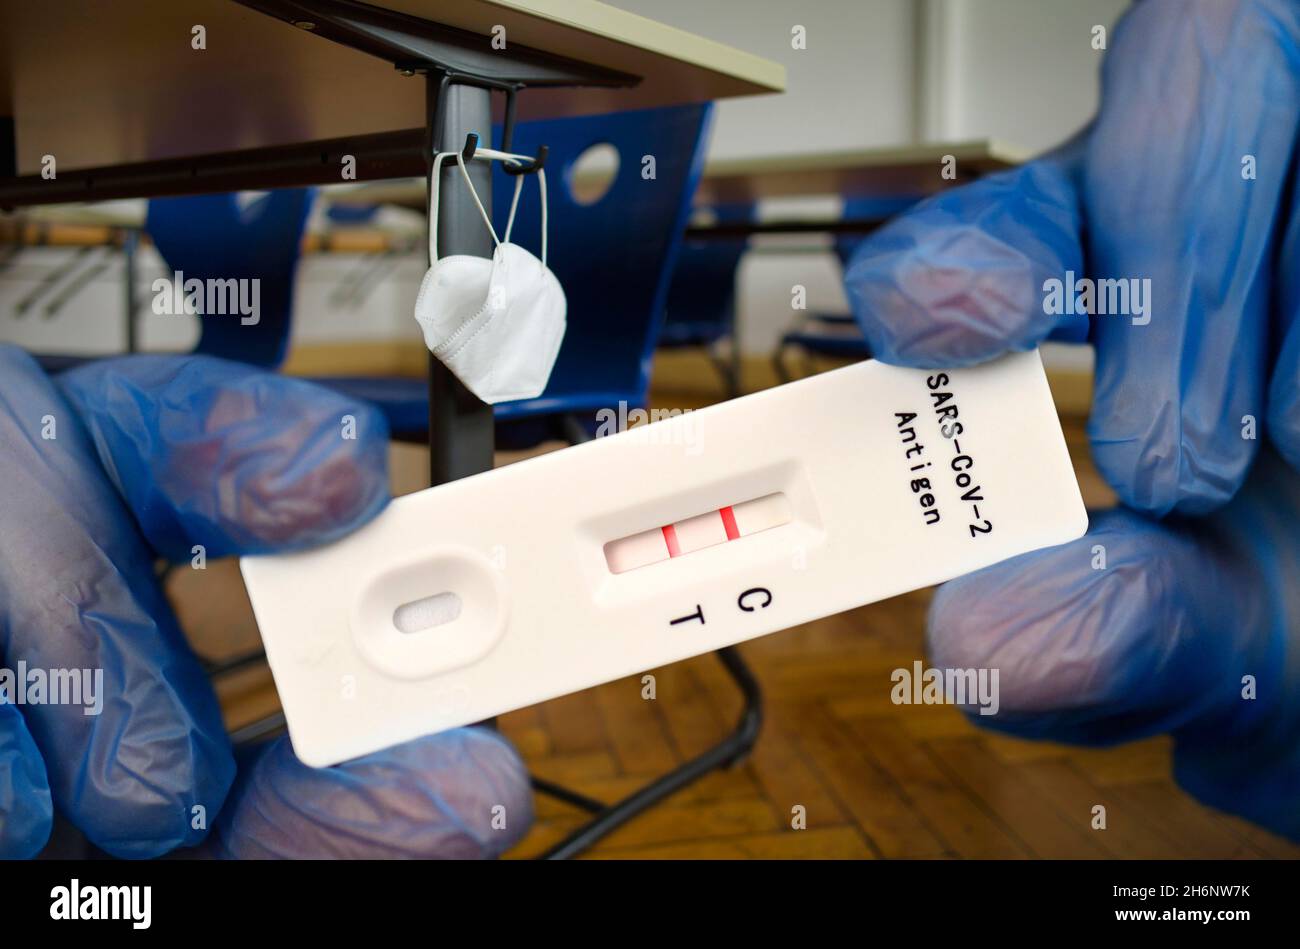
[242,350,1087,766]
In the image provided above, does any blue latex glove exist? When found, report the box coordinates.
[845,0,1300,839]
[0,346,532,858]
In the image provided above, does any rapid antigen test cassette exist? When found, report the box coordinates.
[242,350,1087,766]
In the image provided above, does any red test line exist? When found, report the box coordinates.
[719,505,740,541]
[662,523,682,557]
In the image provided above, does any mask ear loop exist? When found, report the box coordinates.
[498,163,525,247]
[537,169,548,267]
[498,164,548,266]
[427,146,541,263]
[427,149,503,262]
[466,145,526,249]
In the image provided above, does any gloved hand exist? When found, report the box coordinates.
[0,345,532,858]
[844,0,1300,840]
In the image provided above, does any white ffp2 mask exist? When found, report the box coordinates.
[413,148,567,404]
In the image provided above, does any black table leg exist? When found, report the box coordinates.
[425,73,494,486]
[123,227,139,354]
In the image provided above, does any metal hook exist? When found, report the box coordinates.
[502,144,548,176]
[435,73,546,175]
[459,132,546,176]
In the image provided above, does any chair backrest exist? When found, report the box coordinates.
[491,103,713,406]
[145,189,314,368]
[661,202,752,341]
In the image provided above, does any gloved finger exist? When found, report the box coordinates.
[1173,719,1300,842]
[1165,448,1300,839]
[0,345,233,858]
[0,701,52,859]
[924,506,1274,745]
[57,354,389,561]
[210,729,534,859]
[843,148,1087,368]
[1083,0,1300,516]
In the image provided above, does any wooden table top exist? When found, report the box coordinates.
[0,0,785,176]
[695,140,1027,204]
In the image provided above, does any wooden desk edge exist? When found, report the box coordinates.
[488,0,787,93]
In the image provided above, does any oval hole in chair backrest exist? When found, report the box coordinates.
[565,142,620,206]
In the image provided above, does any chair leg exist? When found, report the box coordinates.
[727,332,743,398]
[559,411,594,445]
[707,338,742,399]
[772,342,793,385]
[535,645,763,859]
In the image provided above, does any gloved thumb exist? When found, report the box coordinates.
[923,446,1300,841]
[844,141,1088,368]
[57,354,390,561]
[925,507,1275,746]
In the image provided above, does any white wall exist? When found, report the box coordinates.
[919,0,1130,147]
[608,0,1129,356]
[610,0,1130,158]
[610,0,921,159]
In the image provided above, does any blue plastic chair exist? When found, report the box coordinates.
[657,203,752,398]
[21,191,311,375]
[773,194,917,381]
[323,103,715,444]
[145,190,314,369]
